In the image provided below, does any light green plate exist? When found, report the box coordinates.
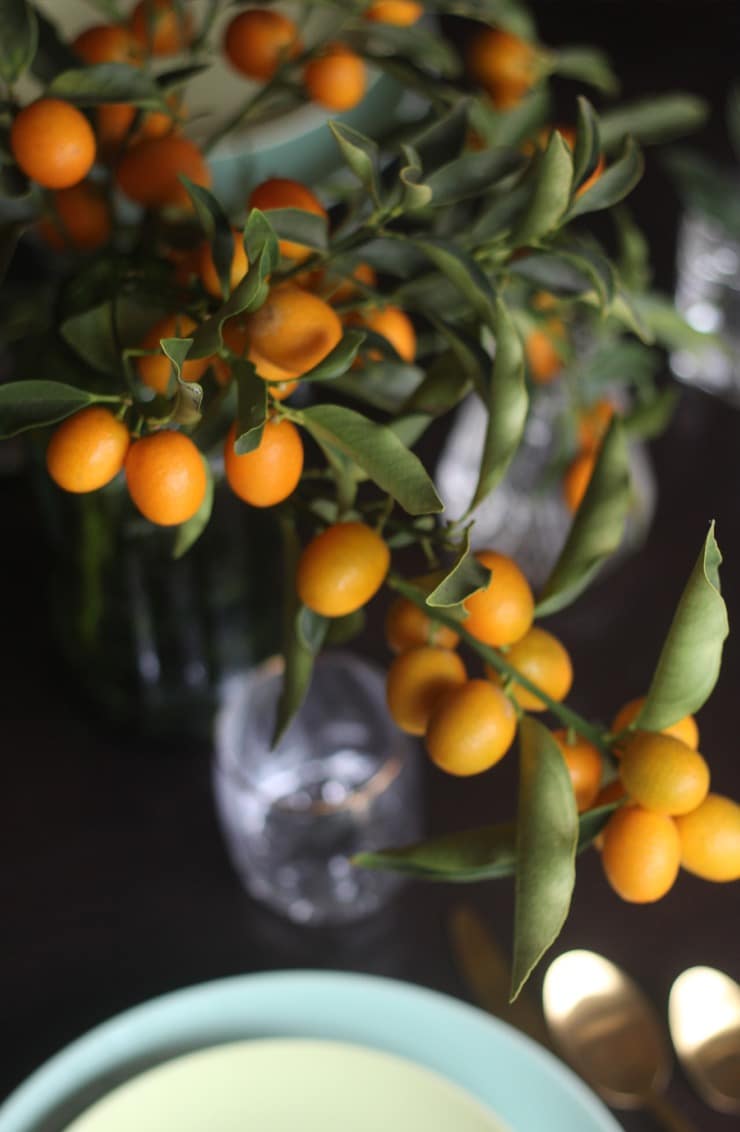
[63,1039,508,1132]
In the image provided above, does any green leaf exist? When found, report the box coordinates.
[637,525,728,731]
[0,379,99,438]
[388,412,431,448]
[512,131,573,245]
[48,62,167,109]
[160,336,194,383]
[402,349,473,416]
[356,800,607,881]
[299,330,365,382]
[0,0,38,83]
[179,178,234,299]
[438,0,535,39]
[243,207,280,275]
[426,526,491,609]
[566,137,643,221]
[173,455,213,558]
[189,243,272,358]
[265,207,328,253]
[510,246,615,306]
[411,237,496,324]
[299,404,443,516]
[600,94,708,151]
[30,6,78,84]
[272,522,329,747]
[328,120,380,203]
[60,303,119,376]
[632,291,721,352]
[614,206,651,292]
[412,99,470,173]
[324,608,365,647]
[233,358,267,454]
[358,21,461,77]
[427,146,525,207]
[537,419,631,616]
[572,96,602,189]
[469,299,528,510]
[548,46,619,95]
[622,387,679,441]
[397,143,432,211]
[511,717,578,1001]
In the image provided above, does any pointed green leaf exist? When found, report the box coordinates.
[572,96,602,189]
[469,299,528,510]
[173,455,213,558]
[0,380,99,438]
[179,178,234,299]
[0,0,38,83]
[511,717,578,1000]
[427,146,525,207]
[548,46,618,95]
[300,404,442,516]
[60,303,119,375]
[622,387,678,441]
[512,131,573,245]
[299,331,365,382]
[357,21,460,77]
[567,137,644,220]
[264,207,328,252]
[637,525,728,730]
[411,237,496,323]
[426,526,491,609]
[328,120,380,203]
[160,336,194,382]
[402,349,474,416]
[243,208,280,274]
[398,144,433,211]
[412,100,470,173]
[233,358,267,454]
[600,94,708,150]
[510,245,615,306]
[537,419,631,616]
[189,243,272,358]
[48,62,167,109]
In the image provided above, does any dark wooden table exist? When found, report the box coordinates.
[2,3,740,1129]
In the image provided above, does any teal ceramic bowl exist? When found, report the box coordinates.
[0,971,623,1132]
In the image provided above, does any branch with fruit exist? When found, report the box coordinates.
[0,0,737,995]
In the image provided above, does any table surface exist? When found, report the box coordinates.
[3,3,740,1131]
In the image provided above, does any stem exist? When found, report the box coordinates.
[388,573,611,754]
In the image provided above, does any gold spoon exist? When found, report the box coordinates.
[668,966,740,1115]
[542,950,698,1132]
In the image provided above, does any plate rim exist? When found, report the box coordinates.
[0,970,623,1132]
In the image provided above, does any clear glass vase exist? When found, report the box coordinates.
[35,452,281,742]
[213,652,422,926]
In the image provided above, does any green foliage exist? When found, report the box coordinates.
[0,380,102,437]
[48,63,169,110]
[0,0,37,84]
[233,360,267,454]
[426,526,492,608]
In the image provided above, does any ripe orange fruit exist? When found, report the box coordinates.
[384,596,459,654]
[487,627,572,711]
[563,449,596,513]
[525,320,566,383]
[619,732,710,816]
[96,95,180,155]
[674,794,740,882]
[129,0,192,55]
[303,43,367,112]
[46,407,129,494]
[601,806,681,903]
[360,306,417,363]
[220,316,300,400]
[136,315,210,394]
[223,418,303,508]
[197,229,249,297]
[329,262,377,305]
[578,398,615,453]
[11,99,96,190]
[297,522,390,617]
[125,430,206,526]
[462,550,534,648]
[552,730,603,812]
[364,1,423,24]
[248,177,327,261]
[243,284,342,377]
[224,8,301,80]
[611,696,699,751]
[386,646,467,736]
[468,29,539,109]
[115,134,211,209]
[426,679,518,777]
[72,23,140,63]
[38,182,111,251]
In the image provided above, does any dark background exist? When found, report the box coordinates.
[2,2,740,1130]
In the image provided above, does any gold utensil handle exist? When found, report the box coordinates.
[645,1088,700,1132]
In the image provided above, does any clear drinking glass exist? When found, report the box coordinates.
[212,651,422,926]
[671,209,740,402]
